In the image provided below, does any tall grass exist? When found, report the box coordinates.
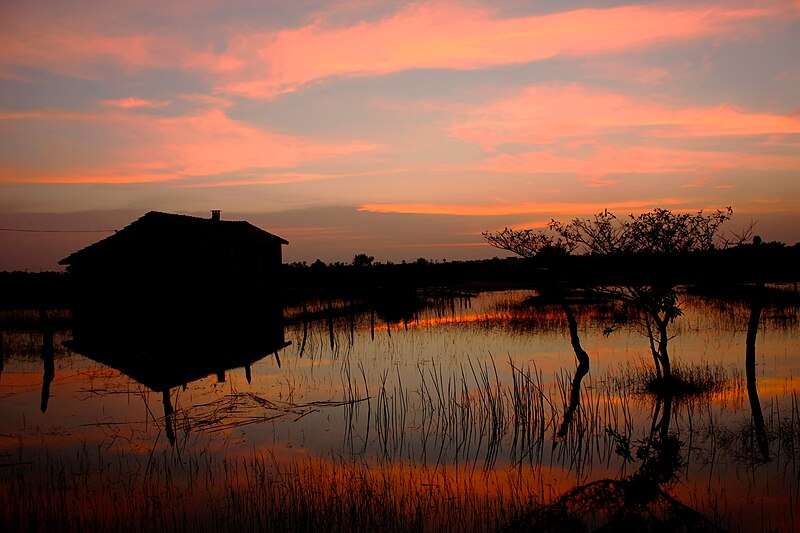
[1,445,548,533]
[2,353,798,532]
[3,292,799,532]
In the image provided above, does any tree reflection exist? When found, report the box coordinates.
[556,302,590,442]
[746,283,769,462]
[509,389,725,532]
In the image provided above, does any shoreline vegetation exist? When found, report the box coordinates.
[1,240,799,310]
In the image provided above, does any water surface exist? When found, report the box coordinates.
[1,289,798,531]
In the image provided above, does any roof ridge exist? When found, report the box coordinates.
[59,211,288,265]
[143,211,255,224]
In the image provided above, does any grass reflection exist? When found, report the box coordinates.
[1,290,799,531]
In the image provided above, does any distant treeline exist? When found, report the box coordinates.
[1,241,798,309]
[283,241,800,295]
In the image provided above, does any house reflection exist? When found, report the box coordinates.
[56,209,292,443]
[370,287,426,325]
[66,301,290,445]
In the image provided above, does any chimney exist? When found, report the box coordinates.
[211,210,221,222]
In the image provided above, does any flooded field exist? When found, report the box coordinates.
[1,288,798,532]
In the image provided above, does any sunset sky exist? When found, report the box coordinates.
[2,0,799,270]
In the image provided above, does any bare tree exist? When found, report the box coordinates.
[485,207,737,384]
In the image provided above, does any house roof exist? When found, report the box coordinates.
[59,211,288,266]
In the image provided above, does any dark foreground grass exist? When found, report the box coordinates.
[502,478,726,533]
[1,449,543,533]
[2,359,796,533]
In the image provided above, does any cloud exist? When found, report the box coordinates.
[0,2,787,99]
[683,177,713,188]
[157,108,380,176]
[0,26,171,78]
[452,84,800,151]
[103,97,171,109]
[579,61,673,86]
[358,198,692,217]
[477,146,800,178]
[0,106,381,184]
[214,3,778,98]
[175,172,351,188]
[9,172,179,185]
[447,83,800,179]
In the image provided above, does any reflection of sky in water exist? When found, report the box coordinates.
[1,290,798,530]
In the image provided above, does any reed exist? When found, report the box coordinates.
[3,291,798,532]
[1,445,548,533]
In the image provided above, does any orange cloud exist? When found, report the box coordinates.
[19,173,178,185]
[683,177,713,188]
[216,3,777,98]
[358,198,691,217]
[0,160,181,185]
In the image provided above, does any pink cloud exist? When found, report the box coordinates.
[216,3,778,98]
[103,97,171,109]
[452,84,800,151]
[0,26,171,78]
[0,2,788,98]
[0,107,381,184]
[157,109,379,176]
[446,83,800,179]
[0,2,213,77]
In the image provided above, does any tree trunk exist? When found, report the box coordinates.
[655,316,672,383]
[644,314,662,381]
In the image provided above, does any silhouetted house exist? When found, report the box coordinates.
[59,210,288,333]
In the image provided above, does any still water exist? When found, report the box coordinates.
[1,289,798,531]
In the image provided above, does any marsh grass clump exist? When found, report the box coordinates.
[611,361,741,400]
[647,363,737,399]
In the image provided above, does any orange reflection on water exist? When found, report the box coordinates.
[754,376,800,396]
[370,312,516,331]
[369,307,582,331]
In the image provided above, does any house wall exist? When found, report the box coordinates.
[67,237,285,334]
